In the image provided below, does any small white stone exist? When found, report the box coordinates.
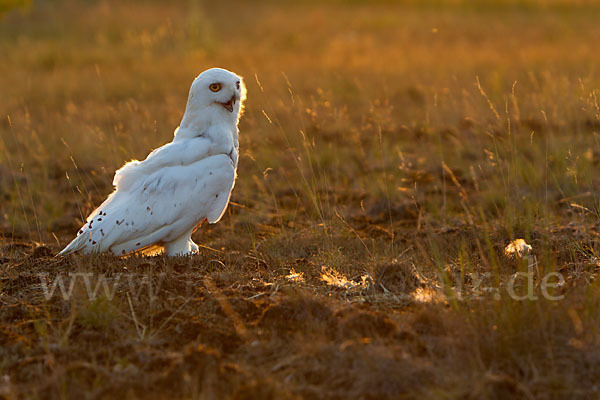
[504,239,533,258]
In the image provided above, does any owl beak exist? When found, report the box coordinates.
[218,95,237,112]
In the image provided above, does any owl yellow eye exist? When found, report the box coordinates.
[209,83,222,92]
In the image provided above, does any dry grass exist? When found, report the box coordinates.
[2,0,600,398]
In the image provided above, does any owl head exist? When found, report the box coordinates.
[185,68,246,121]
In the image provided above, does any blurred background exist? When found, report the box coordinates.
[1,0,599,244]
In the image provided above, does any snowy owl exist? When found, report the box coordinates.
[59,68,246,256]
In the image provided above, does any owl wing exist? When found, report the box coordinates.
[111,136,218,191]
[58,152,236,256]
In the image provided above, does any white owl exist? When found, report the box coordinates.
[59,68,246,256]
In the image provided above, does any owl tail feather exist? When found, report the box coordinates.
[57,234,87,256]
